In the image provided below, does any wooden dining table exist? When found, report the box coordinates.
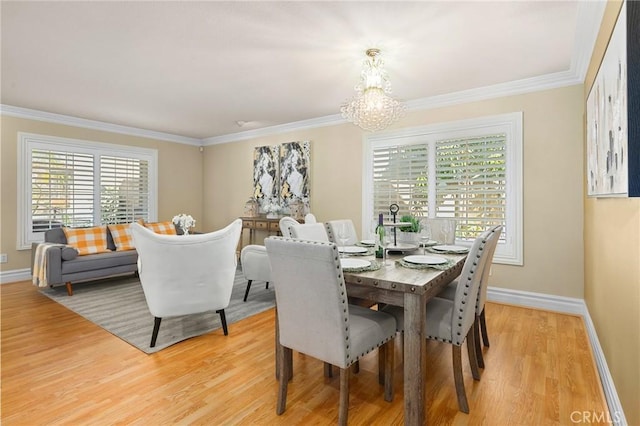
[343,251,467,425]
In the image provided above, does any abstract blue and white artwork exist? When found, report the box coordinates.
[586,4,628,197]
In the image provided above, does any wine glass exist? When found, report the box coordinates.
[381,227,392,266]
[337,223,350,258]
[419,220,431,255]
[442,220,454,244]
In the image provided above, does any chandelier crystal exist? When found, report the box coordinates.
[340,48,405,132]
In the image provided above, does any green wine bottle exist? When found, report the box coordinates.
[375,213,385,259]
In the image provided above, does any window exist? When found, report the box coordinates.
[18,133,158,249]
[363,113,522,265]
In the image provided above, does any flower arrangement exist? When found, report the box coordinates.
[263,201,281,218]
[264,201,281,214]
[172,213,196,235]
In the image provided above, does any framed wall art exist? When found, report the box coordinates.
[586,0,640,197]
[253,145,279,211]
[251,141,311,215]
[280,141,310,210]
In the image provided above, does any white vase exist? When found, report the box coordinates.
[397,231,418,244]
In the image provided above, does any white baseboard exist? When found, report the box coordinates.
[487,286,627,426]
[0,268,31,284]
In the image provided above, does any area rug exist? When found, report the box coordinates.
[39,269,275,354]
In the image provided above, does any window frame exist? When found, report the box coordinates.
[17,132,158,250]
[362,112,523,265]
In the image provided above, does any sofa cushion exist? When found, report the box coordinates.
[144,221,177,235]
[63,226,110,256]
[44,228,67,245]
[61,250,138,275]
[107,223,135,251]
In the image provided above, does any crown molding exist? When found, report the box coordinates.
[202,114,346,145]
[405,70,582,112]
[0,105,202,146]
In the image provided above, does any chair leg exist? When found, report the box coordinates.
[275,308,293,381]
[65,282,73,296]
[277,346,292,415]
[150,317,162,347]
[473,316,485,369]
[378,344,386,385]
[354,360,360,374]
[243,280,253,302]
[265,281,269,289]
[452,345,470,413]
[338,367,349,426]
[383,340,394,402]
[217,309,228,335]
[466,328,481,381]
[480,308,490,347]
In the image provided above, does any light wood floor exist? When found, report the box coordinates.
[2,280,608,425]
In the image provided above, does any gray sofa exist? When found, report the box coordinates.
[31,227,139,296]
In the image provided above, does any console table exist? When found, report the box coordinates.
[239,216,304,249]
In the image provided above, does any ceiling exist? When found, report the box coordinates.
[1,1,604,144]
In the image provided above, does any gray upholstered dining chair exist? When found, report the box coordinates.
[265,237,396,425]
[288,222,329,242]
[130,219,242,347]
[278,216,300,238]
[240,244,271,302]
[326,219,359,246]
[381,228,492,413]
[436,225,502,368]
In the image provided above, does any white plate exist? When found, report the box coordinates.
[386,242,419,251]
[340,258,371,269]
[360,239,376,246]
[403,255,448,265]
[338,246,368,254]
[432,245,469,253]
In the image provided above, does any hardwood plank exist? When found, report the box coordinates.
[1,281,609,425]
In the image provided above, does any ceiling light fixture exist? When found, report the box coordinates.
[340,48,405,132]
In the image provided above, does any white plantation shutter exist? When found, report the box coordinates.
[372,144,429,220]
[18,133,157,248]
[435,134,506,242]
[31,149,95,230]
[100,155,150,224]
[364,113,522,265]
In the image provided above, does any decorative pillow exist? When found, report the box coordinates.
[61,246,79,261]
[144,221,177,235]
[107,223,135,251]
[63,226,110,256]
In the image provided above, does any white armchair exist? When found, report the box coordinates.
[130,219,242,347]
[240,244,271,302]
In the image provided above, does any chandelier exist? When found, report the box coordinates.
[340,48,405,132]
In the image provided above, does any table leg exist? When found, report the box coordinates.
[404,292,427,425]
